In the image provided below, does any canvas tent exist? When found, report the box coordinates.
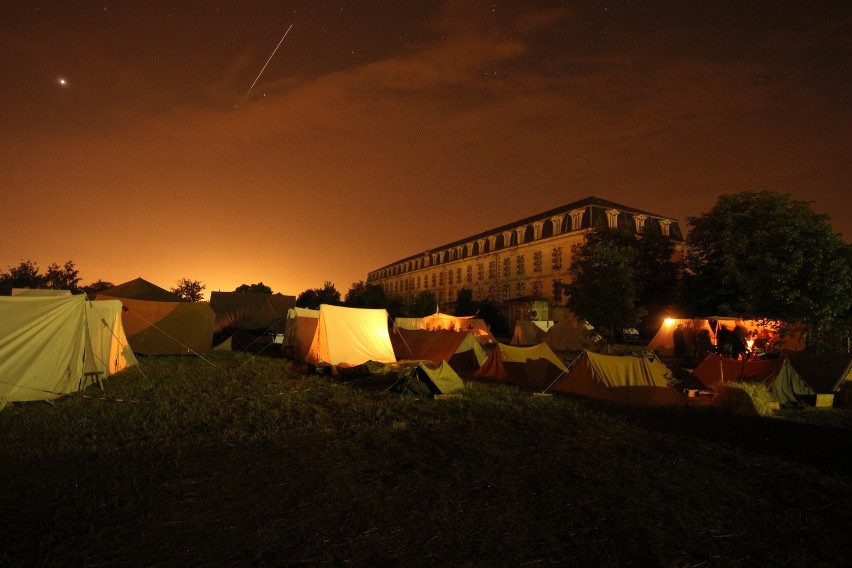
[96,295,215,356]
[210,291,296,334]
[98,277,181,302]
[390,328,487,373]
[210,291,296,352]
[290,304,396,368]
[510,321,554,346]
[396,361,465,395]
[97,278,214,356]
[12,288,72,297]
[394,312,496,345]
[0,295,137,403]
[284,307,320,361]
[542,315,601,352]
[472,343,569,390]
[647,317,807,358]
[549,351,685,406]
[785,353,852,407]
[692,353,813,405]
[785,353,852,394]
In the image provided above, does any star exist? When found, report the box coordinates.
[58,78,68,86]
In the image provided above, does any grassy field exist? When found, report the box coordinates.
[1,352,850,567]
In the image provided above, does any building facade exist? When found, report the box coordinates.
[366,196,684,313]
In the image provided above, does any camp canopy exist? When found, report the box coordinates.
[692,353,813,405]
[0,295,137,403]
[394,312,496,344]
[472,343,569,390]
[389,328,487,373]
[550,350,686,406]
[298,304,396,367]
[647,317,806,357]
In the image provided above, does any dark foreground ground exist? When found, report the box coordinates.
[1,354,850,567]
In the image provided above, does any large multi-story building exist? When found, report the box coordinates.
[366,196,685,319]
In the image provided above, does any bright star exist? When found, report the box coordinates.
[58,78,68,86]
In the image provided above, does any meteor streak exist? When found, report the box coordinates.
[237,24,293,109]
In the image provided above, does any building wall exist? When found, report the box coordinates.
[366,196,684,309]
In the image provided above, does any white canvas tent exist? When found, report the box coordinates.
[11,288,72,297]
[0,295,137,404]
[394,312,496,344]
[289,304,396,368]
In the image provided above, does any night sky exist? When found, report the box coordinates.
[2,1,849,298]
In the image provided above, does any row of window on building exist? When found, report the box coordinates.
[381,247,575,299]
[384,279,565,304]
[371,208,672,281]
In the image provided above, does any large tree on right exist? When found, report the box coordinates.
[684,191,852,350]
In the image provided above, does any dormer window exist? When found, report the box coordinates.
[634,214,647,233]
[606,209,620,229]
[570,209,584,231]
[551,215,564,236]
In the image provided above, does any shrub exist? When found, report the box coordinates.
[715,381,777,416]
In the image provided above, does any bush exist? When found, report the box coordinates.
[715,381,777,416]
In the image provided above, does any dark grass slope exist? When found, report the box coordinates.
[1,352,850,567]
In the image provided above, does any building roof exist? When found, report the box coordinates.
[371,195,682,273]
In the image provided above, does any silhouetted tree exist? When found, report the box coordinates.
[386,294,408,320]
[454,288,477,316]
[81,280,115,298]
[409,291,438,318]
[685,190,852,350]
[235,282,273,294]
[345,281,388,309]
[43,261,81,293]
[0,260,44,294]
[473,298,508,336]
[633,229,680,335]
[171,278,206,302]
[566,233,646,341]
[561,227,681,340]
[296,281,341,309]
